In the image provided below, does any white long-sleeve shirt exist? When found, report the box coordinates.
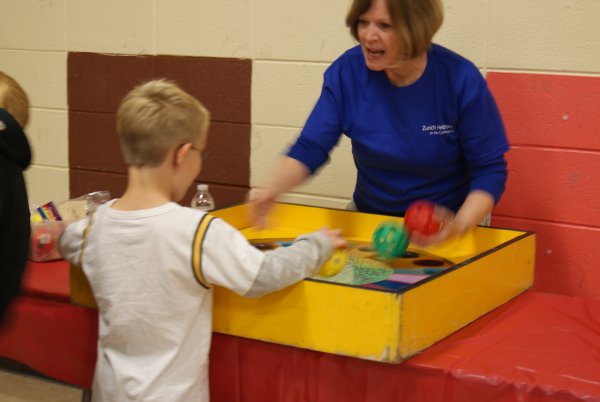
[59,201,332,402]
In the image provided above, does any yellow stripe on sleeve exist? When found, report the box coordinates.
[192,214,216,289]
[78,211,95,267]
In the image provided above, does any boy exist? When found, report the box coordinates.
[59,79,346,402]
[0,71,32,324]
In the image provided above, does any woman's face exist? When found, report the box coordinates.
[357,0,405,71]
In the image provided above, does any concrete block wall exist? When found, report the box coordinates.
[1,0,599,298]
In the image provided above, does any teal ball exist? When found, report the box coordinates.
[372,220,409,259]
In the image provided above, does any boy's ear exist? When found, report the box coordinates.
[174,143,191,167]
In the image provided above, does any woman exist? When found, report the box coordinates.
[251,0,508,246]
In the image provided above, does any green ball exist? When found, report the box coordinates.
[372,220,409,259]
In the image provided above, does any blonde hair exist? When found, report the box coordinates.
[117,79,210,167]
[0,71,30,128]
[346,0,444,59]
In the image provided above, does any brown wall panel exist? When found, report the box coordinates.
[70,169,128,201]
[71,169,246,210]
[68,52,251,123]
[182,183,248,210]
[69,113,249,186]
[495,146,600,227]
[69,111,125,173]
[488,72,600,150]
[68,52,251,202]
[200,122,249,186]
[492,216,600,299]
[68,53,156,113]
[155,55,251,124]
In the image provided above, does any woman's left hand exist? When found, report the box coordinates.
[409,205,467,247]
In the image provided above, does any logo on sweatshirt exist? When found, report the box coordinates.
[0,119,6,131]
[421,124,454,136]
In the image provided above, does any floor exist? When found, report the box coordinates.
[0,368,84,402]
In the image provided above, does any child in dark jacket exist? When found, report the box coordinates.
[0,71,32,323]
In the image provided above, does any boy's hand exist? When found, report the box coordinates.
[320,228,347,249]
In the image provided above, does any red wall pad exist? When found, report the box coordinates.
[488,72,600,299]
[489,72,600,225]
[487,72,600,151]
[493,217,600,297]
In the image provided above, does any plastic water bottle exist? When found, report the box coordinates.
[191,184,215,211]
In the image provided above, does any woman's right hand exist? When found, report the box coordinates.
[247,188,278,228]
[247,157,311,228]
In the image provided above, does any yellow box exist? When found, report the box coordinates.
[210,203,535,363]
[70,202,535,363]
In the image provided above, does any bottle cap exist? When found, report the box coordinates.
[197,184,208,191]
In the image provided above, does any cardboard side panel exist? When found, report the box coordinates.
[70,263,97,308]
[398,234,535,358]
[213,281,402,362]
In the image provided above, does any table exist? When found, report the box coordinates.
[209,291,600,402]
[2,255,599,401]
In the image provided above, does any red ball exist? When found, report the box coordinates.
[404,200,442,235]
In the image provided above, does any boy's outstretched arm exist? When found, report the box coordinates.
[244,228,346,298]
[58,218,89,265]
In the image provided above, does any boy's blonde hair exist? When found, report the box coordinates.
[117,79,210,167]
[346,0,444,59]
[0,71,30,128]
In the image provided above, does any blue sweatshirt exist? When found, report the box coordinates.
[287,44,509,215]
